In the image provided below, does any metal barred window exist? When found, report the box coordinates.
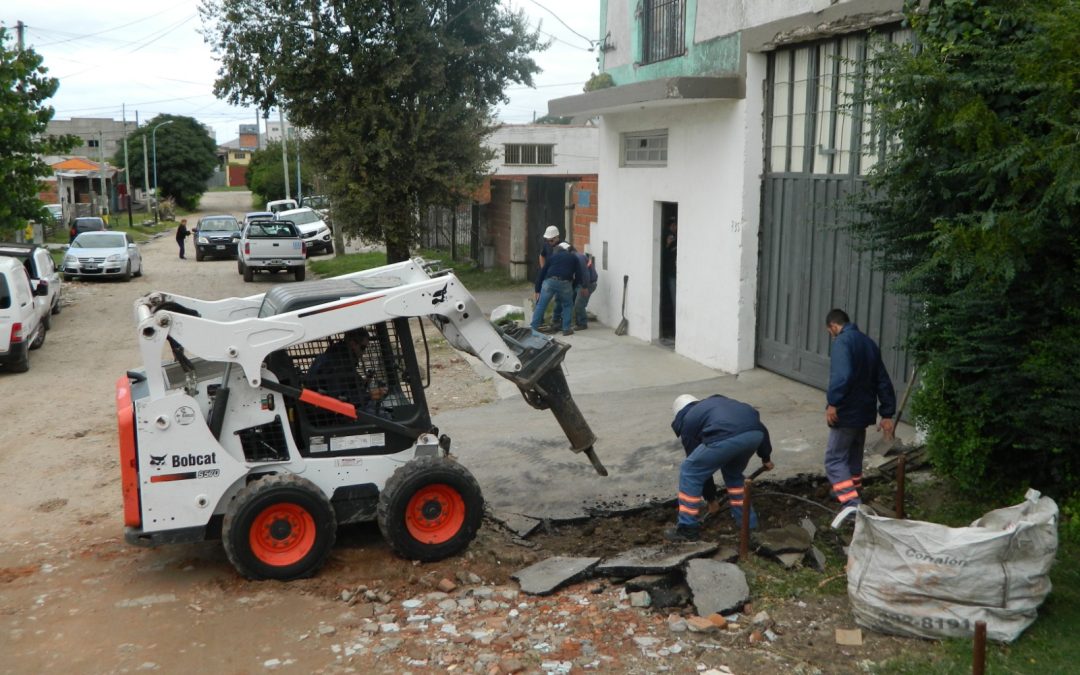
[641,0,686,65]
[622,130,668,167]
[503,143,555,166]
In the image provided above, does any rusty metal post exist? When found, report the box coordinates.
[894,454,907,519]
[972,620,987,675]
[739,480,752,562]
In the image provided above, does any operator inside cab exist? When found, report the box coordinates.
[305,328,388,413]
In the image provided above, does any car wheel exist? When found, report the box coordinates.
[121,262,132,282]
[377,457,484,562]
[294,266,306,281]
[134,261,143,277]
[222,474,336,581]
[29,323,46,350]
[195,250,204,262]
[243,264,254,282]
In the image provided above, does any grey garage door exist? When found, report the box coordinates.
[756,30,914,393]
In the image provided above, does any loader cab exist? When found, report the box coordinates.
[258,280,432,458]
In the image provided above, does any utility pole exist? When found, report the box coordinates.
[98,131,108,222]
[295,140,302,204]
[142,137,151,215]
[16,21,25,50]
[279,107,291,200]
[122,104,133,226]
[256,110,262,150]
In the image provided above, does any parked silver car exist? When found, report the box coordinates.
[62,231,144,281]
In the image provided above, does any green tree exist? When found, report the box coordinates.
[201,0,543,261]
[853,0,1080,494]
[245,140,313,205]
[115,114,218,210]
[0,27,77,233]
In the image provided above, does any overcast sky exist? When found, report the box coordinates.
[6,0,600,145]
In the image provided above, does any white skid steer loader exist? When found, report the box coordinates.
[116,258,606,580]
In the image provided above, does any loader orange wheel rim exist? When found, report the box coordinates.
[249,503,317,566]
[405,484,466,545]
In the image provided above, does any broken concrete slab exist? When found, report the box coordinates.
[596,541,718,578]
[511,556,600,596]
[800,517,817,541]
[685,559,750,617]
[713,545,739,563]
[776,552,804,569]
[490,510,543,539]
[805,546,827,573]
[753,523,812,556]
[625,574,690,608]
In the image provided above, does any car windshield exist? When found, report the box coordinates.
[285,210,320,225]
[199,217,239,232]
[74,233,127,249]
[75,218,105,228]
[305,196,329,209]
[245,212,273,223]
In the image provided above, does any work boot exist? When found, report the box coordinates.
[562,328,574,336]
[575,323,588,330]
[730,506,760,530]
[700,499,723,523]
[663,525,702,543]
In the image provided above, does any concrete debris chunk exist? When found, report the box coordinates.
[628,591,651,608]
[596,541,718,577]
[805,546,828,573]
[491,510,543,539]
[686,616,718,633]
[511,556,601,596]
[776,552,804,569]
[685,559,750,617]
[753,523,813,556]
[667,615,688,632]
[625,573,691,608]
[835,628,863,646]
[752,610,771,625]
[800,517,817,541]
[437,578,458,593]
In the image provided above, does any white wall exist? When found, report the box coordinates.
[485,125,598,176]
[590,99,757,373]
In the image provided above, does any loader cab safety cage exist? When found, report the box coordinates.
[257,280,431,458]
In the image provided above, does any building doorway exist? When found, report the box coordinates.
[659,201,679,343]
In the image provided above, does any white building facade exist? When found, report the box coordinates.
[551,0,912,390]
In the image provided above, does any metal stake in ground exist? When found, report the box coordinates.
[739,480,753,562]
[972,620,987,675]
[894,454,907,519]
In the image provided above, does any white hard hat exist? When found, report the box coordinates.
[557,241,570,250]
[543,226,560,239]
[673,394,698,416]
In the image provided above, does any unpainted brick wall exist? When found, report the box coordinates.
[570,175,597,251]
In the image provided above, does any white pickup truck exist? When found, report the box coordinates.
[237,219,307,282]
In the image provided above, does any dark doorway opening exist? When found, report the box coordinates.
[525,177,572,282]
[659,202,679,343]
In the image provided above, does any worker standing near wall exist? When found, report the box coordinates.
[823,308,896,506]
[666,394,774,542]
[532,242,581,336]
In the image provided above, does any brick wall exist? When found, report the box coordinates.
[570,174,597,251]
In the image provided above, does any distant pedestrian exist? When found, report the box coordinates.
[666,394,774,542]
[823,309,896,507]
[176,219,190,259]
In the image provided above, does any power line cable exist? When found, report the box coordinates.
[26,3,190,47]
[523,0,595,46]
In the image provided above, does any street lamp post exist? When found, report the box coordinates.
[151,120,174,224]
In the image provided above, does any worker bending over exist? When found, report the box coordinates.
[667,394,774,542]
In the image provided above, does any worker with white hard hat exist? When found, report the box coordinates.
[666,394,775,542]
[538,225,561,270]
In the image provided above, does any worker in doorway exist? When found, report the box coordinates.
[662,216,678,311]
[666,394,774,542]
[532,241,581,337]
[571,244,597,330]
[175,219,191,259]
[824,309,896,507]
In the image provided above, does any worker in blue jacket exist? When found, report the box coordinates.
[824,309,896,506]
[571,244,598,330]
[531,242,582,336]
[666,394,774,542]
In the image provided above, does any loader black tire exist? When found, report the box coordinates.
[222,473,337,581]
[377,456,483,562]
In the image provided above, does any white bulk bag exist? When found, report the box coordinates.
[837,489,1057,643]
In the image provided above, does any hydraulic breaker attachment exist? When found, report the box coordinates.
[496,325,607,476]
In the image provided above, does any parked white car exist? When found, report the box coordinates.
[62,231,144,281]
[238,218,306,282]
[0,256,48,372]
[276,207,334,255]
[266,198,299,215]
[0,243,61,330]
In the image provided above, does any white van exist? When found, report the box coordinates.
[0,256,48,373]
